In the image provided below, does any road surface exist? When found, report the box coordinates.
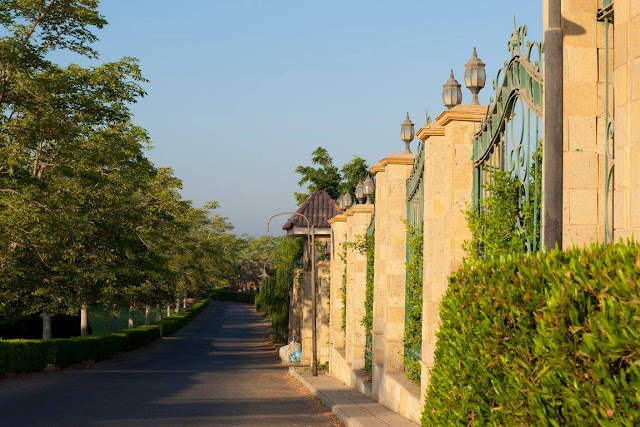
[0,301,340,426]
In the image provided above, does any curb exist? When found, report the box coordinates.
[288,367,365,427]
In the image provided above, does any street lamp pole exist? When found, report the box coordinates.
[267,212,318,376]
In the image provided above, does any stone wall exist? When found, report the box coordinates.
[614,0,640,238]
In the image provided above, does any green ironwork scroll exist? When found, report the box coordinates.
[404,135,425,381]
[598,2,615,243]
[364,212,375,373]
[472,20,543,253]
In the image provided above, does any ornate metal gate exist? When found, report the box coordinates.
[364,212,374,373]
[404,134,425,378]
[598,1,615,243]
[472,21,544,253]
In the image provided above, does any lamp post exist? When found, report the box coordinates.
[355,181,365,204]
[363,175,375,204]
[258,266,269,292]
[442,70,463,109]
[464,48,486,105]
[267,212,318,376]
[343,192,353,210]
[401,113,415,153]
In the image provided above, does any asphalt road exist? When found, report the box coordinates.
[0,301,341,426]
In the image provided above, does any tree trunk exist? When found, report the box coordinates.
[80,305,88,336]
[175,298,180,313]
[182,296,187,309]
[111,314,118,332]
[166,304,171,318]
[156,306,162,322]
[144,307,151,325]
[128,306,134,329]
[42,310,52,340]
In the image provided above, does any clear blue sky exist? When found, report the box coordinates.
[77,1,542,237]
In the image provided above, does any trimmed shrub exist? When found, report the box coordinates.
[0,299,210,375]
[422,242,640,426]
[210,289,255,304]
[0,340,52,375]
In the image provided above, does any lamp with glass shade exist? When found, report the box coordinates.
[442,70,462,109]
[401,113,415,153]
[363,175,375,204]
[464,48,486,105]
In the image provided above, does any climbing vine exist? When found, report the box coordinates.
[361,232,375,373]
[404,222,423,385]
[339,237,348,332]
[466,146,542,258]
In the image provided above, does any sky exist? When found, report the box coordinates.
[67,1,542,237]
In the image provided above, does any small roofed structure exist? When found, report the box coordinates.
[282,189,342,236]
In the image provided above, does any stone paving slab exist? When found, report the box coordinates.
[289,367,419,427]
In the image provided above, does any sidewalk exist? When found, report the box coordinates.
[289,367,419,427]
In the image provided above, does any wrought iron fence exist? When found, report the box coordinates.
[472,21,544,253]
[404,137,425,377]
[598,1,615,243]
[364,212,375,373]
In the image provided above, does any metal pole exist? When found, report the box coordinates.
[310,225,318,376]
[543,0,563,250]
[266,212,318,376]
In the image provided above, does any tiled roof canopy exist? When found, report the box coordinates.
[282,189,342,231]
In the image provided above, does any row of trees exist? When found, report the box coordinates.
[0,1,236,338]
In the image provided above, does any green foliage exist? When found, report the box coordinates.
[294,148,369,204]
[0,340,52,375]
[404,222,423,385]
[210,288,256,304]
[255,238,303,343]
[422,242,640,426]
[340,155,369,197]
[360,232,375,373]
[0,2,234,335]
[339,240,348,333]
[0,300,209,375]
[466,147,542,258]
[294,147,342,204]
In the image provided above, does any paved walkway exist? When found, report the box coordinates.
[0,301,341,426]
[290,367,419,427]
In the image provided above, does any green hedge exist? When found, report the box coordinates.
[0,299,210,375]
[210,289,255,304]
[422,242,640,426]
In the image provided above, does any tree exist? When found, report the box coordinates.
[294,147,341,204]
[340,155,369,197]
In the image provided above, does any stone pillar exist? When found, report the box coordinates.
[613,0,640,239]
[417,105,485,395]
[344,205,374,371]
[328,214,350,384]
[328,215,347,351]
[317,257,331,365]
[370,153,415,393]
[549,0,604,246]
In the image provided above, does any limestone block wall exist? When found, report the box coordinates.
[370,154,415,391]
[344,205,374,370]
[544,0,607,246]
[328,216,347,352]
[418,105,485,394]
[614,0,640,239]
[299,235,331,366]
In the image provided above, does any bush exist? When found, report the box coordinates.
[210,289,255,304]
[0,299,210,375]
[0,340,52,375]
[422,242,640,426]
[256,238,302,344]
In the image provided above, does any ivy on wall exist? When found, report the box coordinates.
[362,232,375,373]
[404,222,423,385]
[339,237,348,333]
[466,147,542,258]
